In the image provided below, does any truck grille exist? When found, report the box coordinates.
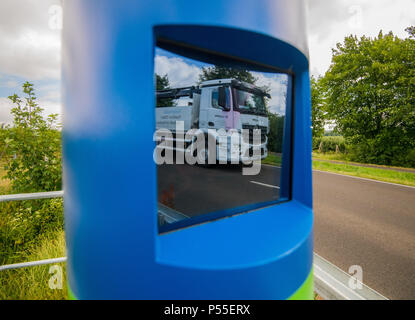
[242,125,267,144]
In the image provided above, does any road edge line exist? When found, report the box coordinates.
[313,170,415,189]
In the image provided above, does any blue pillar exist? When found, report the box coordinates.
[62,0,313,299]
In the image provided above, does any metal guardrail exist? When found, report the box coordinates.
[0,191,66,272]
[0,191,389,300]
[0,257,67,272]
[0,191,63,203]
[314,253,388,300]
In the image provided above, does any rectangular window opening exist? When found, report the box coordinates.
[154,44,293,233]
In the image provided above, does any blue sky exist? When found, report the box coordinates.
[155,48,289,115]
[0,74,59,101]
[0,0,61,125]
[0,73,61,126]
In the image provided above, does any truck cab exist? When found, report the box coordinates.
[156,78,270,163]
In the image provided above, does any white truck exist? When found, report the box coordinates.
[155,78,270,164]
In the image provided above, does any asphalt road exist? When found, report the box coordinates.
[313,170,415,300]
[158,163,415,299]
[158,164,281,217]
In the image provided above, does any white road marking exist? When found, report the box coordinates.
[250,181,280,189]
[261,164,282,169]
[313,170,415,190]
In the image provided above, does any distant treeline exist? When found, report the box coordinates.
[311,27,415,168]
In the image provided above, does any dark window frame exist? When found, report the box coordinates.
[155,42,294,234]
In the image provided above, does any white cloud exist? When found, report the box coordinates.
[155,55,202,88]
[254,72,288,115]
[307,0,415,76]
[0,97,14,126]
[155,54,289,115]
[0,0,62,123]
[38,99,62,123]
[38,84,61,102]
[0,0,61,80]
[1,0,413,125]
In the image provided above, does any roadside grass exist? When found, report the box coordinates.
[313,161,415,187]
[0,161,10,195]
[312,152,415,172]
[0,160,67,300]
[263,152,415,187]
[0,229,67,300]
[263,153,282,166]
[312,151,349,162]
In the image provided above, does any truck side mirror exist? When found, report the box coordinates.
[218,87,229,110]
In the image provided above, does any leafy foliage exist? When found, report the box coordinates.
[406,26,415,39]
[321,28,415,166]
[4,82,62,193]
[312,136,346,153]
[0,199,63,264]
[0,82,64,264]
[0,230,67,300]
[156,74,175,107]
[156,74,170,91]
[311,76,326,138]
[199,66,257,84]
[267,113,285,153]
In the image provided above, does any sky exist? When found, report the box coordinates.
[0,0,61,125]
[155,48,290,115]
[0,0,414,124]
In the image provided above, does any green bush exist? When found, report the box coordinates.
[345,135,415,168]
[267,113,285,153]
[312,137,322,150]
[0,82,63,265]
[5,82,61,194]
[405,149,415,168]
[321,30,415,169]
[313,136,346,153]
[0,230,67,300]
[0,199,64,265]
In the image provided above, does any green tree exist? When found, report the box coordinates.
[199,66,257,84]
[0,82,64,263]
[406,26,415,39]
[156,74,175,107]
[199,66,274,104]
[4,82,62,193]
[267,113,285,153]
[156,74,171,90]
[311,76,326,139]
[322,28,415,166]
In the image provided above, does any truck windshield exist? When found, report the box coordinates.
[235,89,267,115]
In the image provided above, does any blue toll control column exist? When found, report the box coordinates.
[62,0,313,299]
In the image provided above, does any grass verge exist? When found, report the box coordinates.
[0,229,67,300]
[312,151,349,162]
[263,152,415,187]
[312,152,415,172]
[0,161,10,195]
[313,161,415,187]
[262,153,282,166]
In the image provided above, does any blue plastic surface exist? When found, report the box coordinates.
[62,0,313,299]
